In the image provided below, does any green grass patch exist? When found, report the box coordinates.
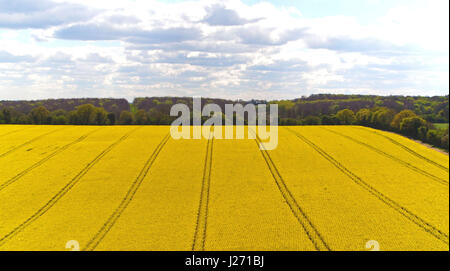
[433,123,449,130]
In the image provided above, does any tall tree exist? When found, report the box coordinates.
[134,109,148,125]
[356,109,372,126]
[1,108,12,124]
[391,110,416,130]
[119,111,134,125]
[336,109,356,125]
[75,104,97,125]
[371,108,395,129]
[399,116,427,137]
[30,106,50,124]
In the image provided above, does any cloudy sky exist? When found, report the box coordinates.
[0,0,448,101]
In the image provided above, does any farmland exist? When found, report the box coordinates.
[0,125,448,251]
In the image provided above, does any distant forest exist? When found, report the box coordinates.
[0,94,448,151]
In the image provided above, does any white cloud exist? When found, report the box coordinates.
[0,0,99,29]
[0,0,448,101]
[375,0,449,52]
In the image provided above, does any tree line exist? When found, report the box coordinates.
[0,95,448,151]
[0,104,167,126]
[288,107,448,151]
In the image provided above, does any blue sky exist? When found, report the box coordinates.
[245,0,391,21]
[0,0,448,101]
[158,0,438,24]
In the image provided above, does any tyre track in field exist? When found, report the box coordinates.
[286,127,449,245]
[0,127,65,159]
[192,132,214,251]
[83,133,171,251]
[0,127,139,247]
[353,126,449,172]
[321,127,448,186]
[0,127,33,139]
[250,128,331,251]
[0,128,103,192]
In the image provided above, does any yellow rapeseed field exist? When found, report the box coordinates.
[0,125,448,251]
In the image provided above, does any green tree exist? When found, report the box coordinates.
[399,116,427,137]
[68,111,79,125]
[391,110,416,130]
[336,109,356,125]
[30,106,50,124]
[356,109,372,126]
[107,112,116,125]
[52,115,68,125]
[16,114,31,124]
[441,129,449,150]
[417,126,428,141]
[321,115,339,125]
[72,104,109,125]
[1,108,12,124]
[302,116,321,125]
[94,107,108,125]
[119,111,134,125]
[371,108,395,129]
[426,129,441,146]
[51,109,67,117]
[148,108,166,124]
[280,118,298,125]
[134,109,148,125]
[75,104,97,125]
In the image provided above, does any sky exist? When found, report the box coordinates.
[0,0,448,101]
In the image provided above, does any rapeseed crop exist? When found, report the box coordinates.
[290,126,449,243]
[0,125,448,251]
[269,127,448,250]
[94,129,206,251]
